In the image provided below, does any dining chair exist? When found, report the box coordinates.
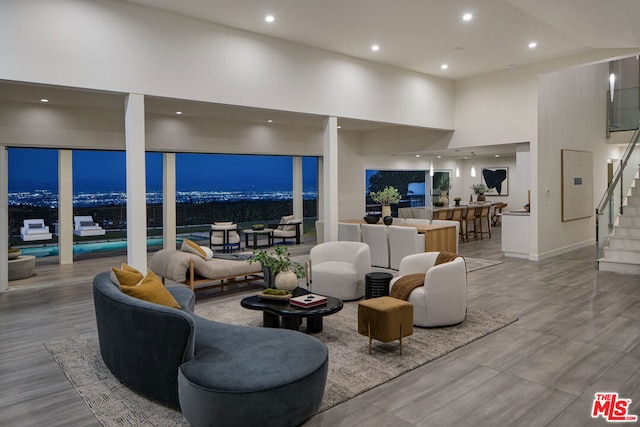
[360,224,390,268]
[476,205,491,240]
[338,222,362,242]
[492,203,507,226]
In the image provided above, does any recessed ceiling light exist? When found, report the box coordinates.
[528,41,537,48]
[175,111,182,115]
[265,15,275,23]
[462,13,473,21]
[495,154,500,158]
[40,98,49,103]
[437,155,442,159]
[267,119,273,123]
[416,154,420,158]
[371,44,380,52]
[441,64,448,70]
[337,125,342,129]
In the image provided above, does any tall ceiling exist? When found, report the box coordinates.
[124,0,640,80]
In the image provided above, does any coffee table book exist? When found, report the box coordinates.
[290,294,328,308]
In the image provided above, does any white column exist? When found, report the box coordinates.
[163,153,177,250]
[293,156,303,219]
[323,117,339,242]
[317,157,324,221]
[0,146,8,292]
[125,94,147,271]
[58,150,73,265]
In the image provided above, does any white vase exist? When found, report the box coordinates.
[381,205,392,218]
[274,270,298,291]
[440,190,449,205]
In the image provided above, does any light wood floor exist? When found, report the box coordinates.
[2,228,639,426]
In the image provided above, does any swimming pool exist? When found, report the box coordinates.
[19,237,184,258]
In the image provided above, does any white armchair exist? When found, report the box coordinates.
[210,222,240,252]
[20,219,53,241]
[310,241,371,301]
[360,224,389,268]
[389,252,467,327]
[73,216,106,237]
[388,225,425,270]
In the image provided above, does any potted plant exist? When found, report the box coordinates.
[370,186,401,218]
[471,183,488,202]
[8,247,21,260]
[438,177,451,205]
[248,245,305,290]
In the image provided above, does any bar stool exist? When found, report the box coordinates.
[435,208,450,220]
[450,207,465,242]
[463,206,478,242]
[476,205,491,239]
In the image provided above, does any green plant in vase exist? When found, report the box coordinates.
[471,183,488,202]
[370,186,401,218]
[248,245,305,290]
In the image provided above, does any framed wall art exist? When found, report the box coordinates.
[481,167,509,196]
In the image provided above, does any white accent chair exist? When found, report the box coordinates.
[271,215,302,244]
[73,216,106,237]
[431,220,460,253]
[20,219,52,241]
[338,222,361,242]
[389,252,467,327]
[315,220,324,244]
[360,224,389,268]
[388,225,426,270]
[310,241,371,301]
[210,222,241,252]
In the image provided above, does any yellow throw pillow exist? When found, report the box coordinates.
[111,263,144,287]
[121,270,181,309]
[181,238,207,259]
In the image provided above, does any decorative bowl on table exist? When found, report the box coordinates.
[252,224,265,230]
[363,215,381,224]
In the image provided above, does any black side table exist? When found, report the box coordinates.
[365,272,394,299]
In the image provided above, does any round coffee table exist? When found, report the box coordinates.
[241,288,343,333]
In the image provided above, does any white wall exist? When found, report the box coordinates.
[0,0,454,131]
[537,62,610,259]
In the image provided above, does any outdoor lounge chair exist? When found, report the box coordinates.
[20,219,53,241]
[270,215,302,244]
[73,215,106,237]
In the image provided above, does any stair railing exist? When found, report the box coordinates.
[596,122,640,268]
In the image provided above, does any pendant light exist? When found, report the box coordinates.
[455,150,460,178]
[470,152,476,177]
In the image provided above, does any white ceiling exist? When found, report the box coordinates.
[4,0,639,158]
[123,0,640,80]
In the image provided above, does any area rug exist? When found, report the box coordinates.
[45,298,516,426]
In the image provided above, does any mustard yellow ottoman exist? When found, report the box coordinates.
[358,296,413,355]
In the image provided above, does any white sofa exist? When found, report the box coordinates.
[73,215,106,237]
[309,241,371,301]
[20,219,53,241]
[389,252,467,327]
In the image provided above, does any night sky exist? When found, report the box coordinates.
[7,148,318,194]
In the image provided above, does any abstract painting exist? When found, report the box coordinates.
[481,167,509,196]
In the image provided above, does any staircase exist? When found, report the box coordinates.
[598,172,640,274]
